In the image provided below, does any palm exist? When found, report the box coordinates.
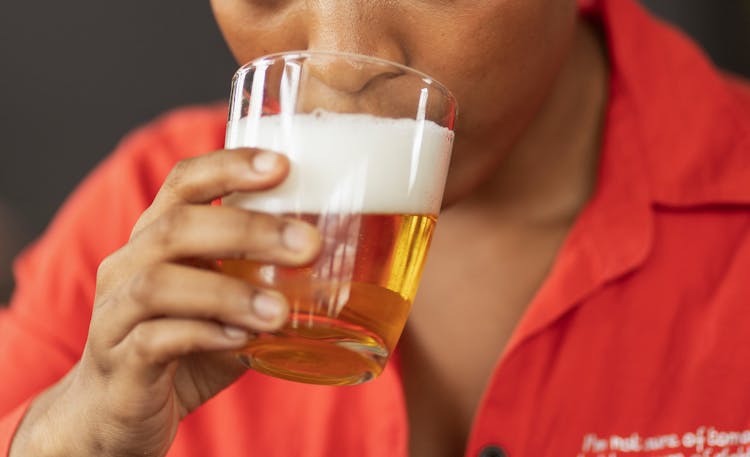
[173,352,248,417]
[115,352,248,457]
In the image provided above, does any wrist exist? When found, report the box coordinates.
[9,368,97,457]
[9,397,79,457]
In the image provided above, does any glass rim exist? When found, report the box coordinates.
[237,50,457,108]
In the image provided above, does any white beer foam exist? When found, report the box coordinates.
[224,112,453,214]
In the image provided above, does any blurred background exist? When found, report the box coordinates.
[0,1,749,302]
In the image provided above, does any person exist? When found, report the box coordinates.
[2,0,749,456]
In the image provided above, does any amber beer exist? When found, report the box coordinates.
[223,83,454,385]
[221,213,435,385]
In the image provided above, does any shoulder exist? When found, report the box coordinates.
[118,103,227,155]
[645,69,750,207]
[725,74,750,120]
[76,101,229,223]
[594,0,750,303]
[604,0,750,206]
[113,103,228,181]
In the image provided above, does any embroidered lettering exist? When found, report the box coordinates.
[578,427,750,457]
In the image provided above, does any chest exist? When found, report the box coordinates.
[174,276,750,457]
[399,215,572,457]
[173,213,750,457]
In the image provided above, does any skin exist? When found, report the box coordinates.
[10,1,608,456]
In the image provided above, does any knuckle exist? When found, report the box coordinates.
[167,158,193,187]
[129,325,157,363]
[95,251,129,293]
[222,280,255,313]
[176,338,200,357]
[84,312,107,355]
[154,206,189,247]
[235,211,257,239]
[130,203,161,237]
[241,212,280,246]
[96,252,117,282]
[238,280,260,302]
[215,149,233,168]
[84,339,114,378]
[214,152,240,193]
[164,158,203,200]
[129,265,163,303]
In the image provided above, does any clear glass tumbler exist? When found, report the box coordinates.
[221,51,456,385]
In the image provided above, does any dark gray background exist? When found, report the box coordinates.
[1,1,749,301]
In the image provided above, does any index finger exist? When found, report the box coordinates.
[133,148,289,236]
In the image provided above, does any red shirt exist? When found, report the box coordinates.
[3,0,750,456]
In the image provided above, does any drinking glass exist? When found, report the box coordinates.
[222,51,457,385]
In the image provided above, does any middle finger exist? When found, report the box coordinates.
[129,205,321,266]
[98,262,289,345]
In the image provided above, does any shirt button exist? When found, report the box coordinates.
[478,445,507,457]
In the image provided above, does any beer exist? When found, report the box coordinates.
[221,213,435,385]
[223,111,453,385]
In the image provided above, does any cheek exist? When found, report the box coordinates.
[406,1,577,133]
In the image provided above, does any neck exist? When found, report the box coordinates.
[455,20,608,226]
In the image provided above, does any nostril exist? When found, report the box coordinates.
[282,51,426,118]
[354,69,405,95]
[303,56,404,94]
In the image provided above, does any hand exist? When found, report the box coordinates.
[10,148,321,457]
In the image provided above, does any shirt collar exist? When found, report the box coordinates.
[599,0,750,207]
[503,0,750,355]
[505,0,750,357]
[504,48,653,357]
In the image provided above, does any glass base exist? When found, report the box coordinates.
[239,315,389,386]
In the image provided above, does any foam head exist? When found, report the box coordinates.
[224,112,454,215]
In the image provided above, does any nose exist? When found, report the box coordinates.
[303,56,403,95]
[303,2,407,93]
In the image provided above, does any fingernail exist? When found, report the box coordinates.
[282,222,316,253]
[223,325,247,340]
[252,151,279,174]
[253,294,285,322]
